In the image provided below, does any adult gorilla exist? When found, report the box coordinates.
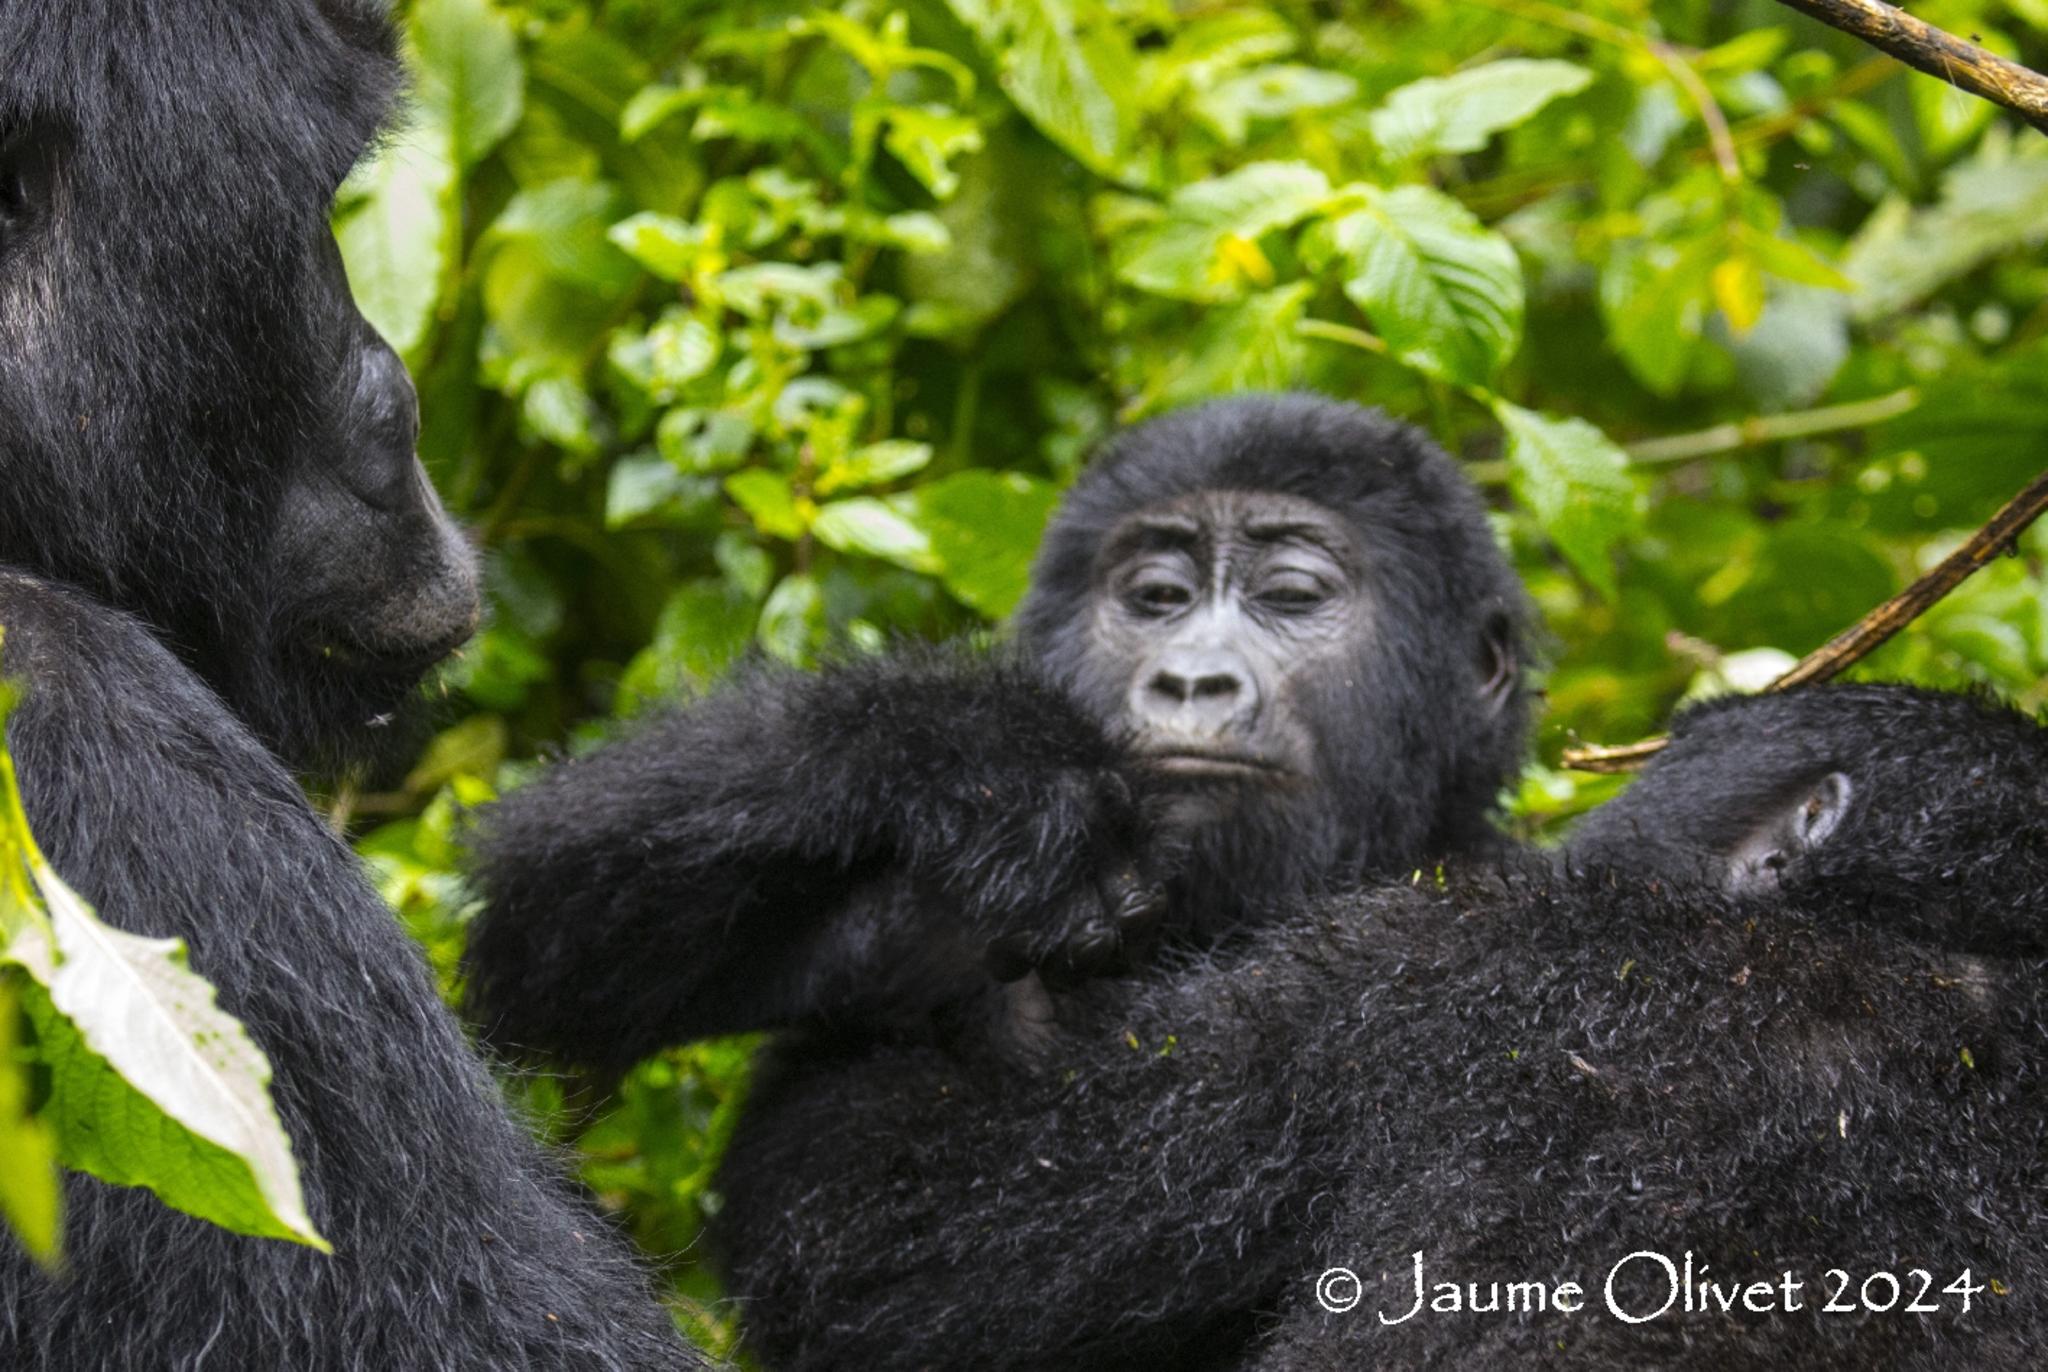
[0,2,695,1367]
[465,394,1533,1063]
[719,685,2047,1369]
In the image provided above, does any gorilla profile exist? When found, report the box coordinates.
[0,2,695,1366]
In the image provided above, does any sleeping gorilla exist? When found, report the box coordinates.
[0,3,693,1366]
[465,393,1532,1065]
[716,684,2047,1370]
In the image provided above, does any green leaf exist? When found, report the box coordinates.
[1150,282,1313,411]
[818,439,934,495]
[1842,144,2048,322]
[882,105,986,199]
[0,845,326,1250]
[726,468,807,541]
[900,470,1062,618]
[0,976,58,1265]
[606,212,713,282]
[812,498,941,573]
[1494,400,1638,601]
[401,714,508,794]
[758,573,827,665]
[948,0,1139,182]
[1598,233,1719,397]
[1330,185,1524,386]
[333,131,455,362]
[1369,59,1593,161]
[409,0,524,170]
[1119,162,1332,301]
[1191,64,1359,145]
[617,580,759,707]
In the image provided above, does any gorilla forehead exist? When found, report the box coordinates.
[0,0,399,213]
[1017,393,1519,650]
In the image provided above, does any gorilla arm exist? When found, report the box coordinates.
[464,648,1166,1067]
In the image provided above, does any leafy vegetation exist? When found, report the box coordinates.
[9,0,2048,1353]
[0,679,326,1265]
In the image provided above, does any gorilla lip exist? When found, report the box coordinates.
[1138,749,1288,778]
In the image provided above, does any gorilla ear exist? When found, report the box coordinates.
[1725,771,1852,893]
[1476,612,1518,716]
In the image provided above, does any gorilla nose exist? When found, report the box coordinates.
[1137,648,1259,735]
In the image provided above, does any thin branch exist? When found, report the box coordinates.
[1768,465,2048,688]
[1623,387,1919,465]
[1562,463,2048,772]
[1771,0,2048,135]
[1651,42,1743,186]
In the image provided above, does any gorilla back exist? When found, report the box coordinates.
[0,2,694,1366]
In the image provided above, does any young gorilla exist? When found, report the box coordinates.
[466,393,1531,1066]
[0,4,696,1366]
[716,685,2048,1370]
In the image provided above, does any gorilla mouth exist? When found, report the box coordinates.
[1138,749,1291,780]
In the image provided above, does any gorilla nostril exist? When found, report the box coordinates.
[1192,673,1240,701]
[1151,670,1192,703]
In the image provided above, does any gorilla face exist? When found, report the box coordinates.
[1016,395,1533,932]
[1077,490,1365,813]
[0,0,477,773]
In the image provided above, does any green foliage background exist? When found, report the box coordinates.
[333,0,2048,1350]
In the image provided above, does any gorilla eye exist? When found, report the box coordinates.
[1255,573,1330,613]
[1129,578,1194,614]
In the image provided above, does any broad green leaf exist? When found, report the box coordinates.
[0,780,326,1250]
[818,440,934,495]
[726,468,808,541]
[716,262,842,318]
[1598,233,1719,397]
[1150,282,1313,411]
[657,409,755,474]
[901,470,1062,618]
[1330,185,1523,386]
[644,312,719,394]
[607,213,715,283]
[758,573,827,665]
[882,105,985,199]
[1191,64,1359,145]
[1494,400,1638,601]
[520,373,602,457]
[401,714,508,794]
[1120,163,1332,300]
[1369,59,1593,161]
[488,180,638,292]
[334,130,454,362]
[0,976,58,1264]
[1843,143,2048,322]
[812,498,941,573]
[947,0,1139,182]
[617,580,759,706]
[410,0,524,170]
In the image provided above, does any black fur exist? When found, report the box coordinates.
[464,394,1534,1066]
[713,685,2048,1369]
[0,3,696,1365]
